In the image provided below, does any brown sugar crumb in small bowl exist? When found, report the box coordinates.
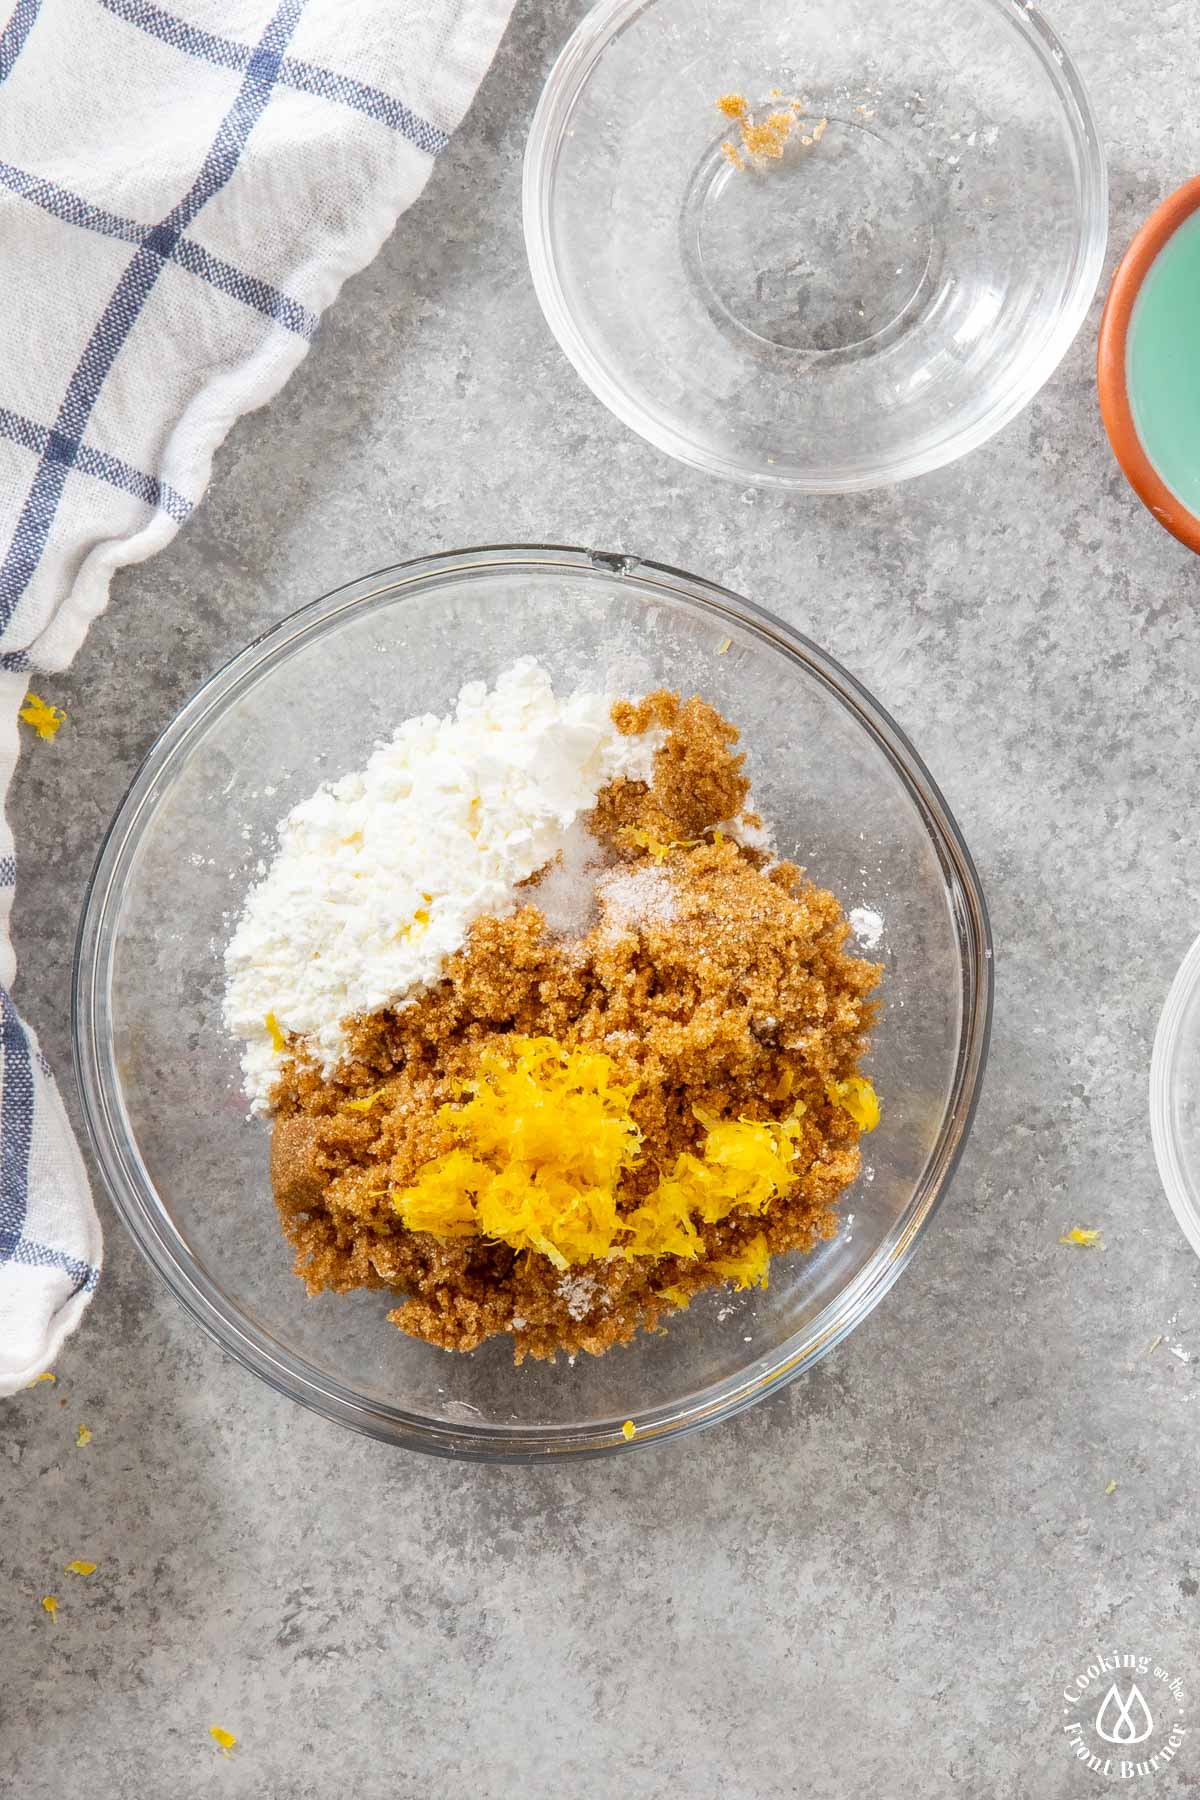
[268,689,882,1364]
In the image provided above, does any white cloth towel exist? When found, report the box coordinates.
[0,0,512,1395]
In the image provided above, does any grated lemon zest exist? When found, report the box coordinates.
[75,1424,92,1447]
[1147,1334,1163,1355]
[34,1371,56,1384]
[265,1011,287,1054]
[393,1038,807,1274]
[210,1726,237,1755]
[710,1232,771,1291]
[826,1076,880,1132]
[716,637,732,655]
[1059,1227,1102,1248]
[41,1595,57,1619]
[656,1285,692,1309]
[619,825,698,865]
[19,692,66,741]
[1104,1480,1118,1496]
[344,1088,387,1114]
[65,1561,96,1577]
[622,1420,636,1440]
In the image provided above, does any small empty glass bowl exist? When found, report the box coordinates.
[523,0,1107,491]
[1151,933,1200,1261]
[74,547,992,1459]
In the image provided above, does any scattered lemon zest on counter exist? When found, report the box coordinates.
[717,637,732,655]
[75,1423,92,1447]
[265,1011,287,1054]
[1059,1228,1102,1248]
[656,1285,692,1309]
[210,1726,237,1756]
[622,1419,636,1440]
[41,1595,58,1619]
[826,1077,880,1132]
[65,1560,96,1577]
[773,1067,795,1101]
[19,692,66,741]
[619,825,698,865]
[1147,1334,1163,1355]
[1104,1480,1118,1496]
[392,1037,811,1274]
[34,1371,56,1384]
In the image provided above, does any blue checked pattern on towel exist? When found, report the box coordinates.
[0,0,512,1394]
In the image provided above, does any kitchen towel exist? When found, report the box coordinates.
[0,0,513,1395]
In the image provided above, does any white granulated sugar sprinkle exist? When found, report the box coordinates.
[529,818,607,938]
[224,659,659,1108]
[598,863,678,932]
[557,1273,599,1321]
[849,906,884,950]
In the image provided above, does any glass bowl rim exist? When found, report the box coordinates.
[73,543,994,1461]
[521,0,1109,495]
[1150,929,1200,1262]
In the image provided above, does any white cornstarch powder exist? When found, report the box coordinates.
[849,907,884,950]
[224,660,659,1107]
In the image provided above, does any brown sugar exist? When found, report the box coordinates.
[269,692,881,1363]
[715,88,829,170]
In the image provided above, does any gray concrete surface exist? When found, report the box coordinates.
[3,2,1200,1795]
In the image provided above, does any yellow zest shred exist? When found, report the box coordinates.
[656,1284,692,1310]
[717,92,748,119]
[41,1595,57,1619]
[65,1560,96,1577]
[710,1231,770,1291]
[75,1423,92,1447]
[619,1108,805,1259]
[1104,1480,1118,1496]
[773,1067,795,1101]
[392,1037,807,1276]
[344,1087,387,1114]
[717,637,732,655]
[265,1011,287,1054]
[394,1038,641,1269]
[210,1726,237,1756]
[619,825,698,865]
[621,1420,636,1440]
[1147,1334,1164,1355]
[19,692,66,741]
[826,1076,880,1132]
[1059,1227,1103,1248]
[34,1371,56,1384]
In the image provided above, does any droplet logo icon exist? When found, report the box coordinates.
[1095,1681,1154,1746]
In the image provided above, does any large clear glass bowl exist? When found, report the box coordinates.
[74,547,992,1459]
[523,0,1107,492]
